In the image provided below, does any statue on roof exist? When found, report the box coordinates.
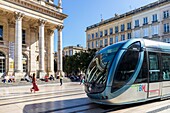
[58,0,62,8]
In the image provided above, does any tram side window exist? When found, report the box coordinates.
[112,42,140,92]
[162,54,170,81]
[149,53,160,82]
[134,51,147,83]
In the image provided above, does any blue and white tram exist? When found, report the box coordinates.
[85,38,170,105]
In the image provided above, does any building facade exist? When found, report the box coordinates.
[0,0,67,79]
[63,45,86,56]
[86,0,170,50]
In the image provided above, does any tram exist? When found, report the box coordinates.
[85,38,170,105]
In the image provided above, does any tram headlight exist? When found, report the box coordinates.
[88,86,92,91]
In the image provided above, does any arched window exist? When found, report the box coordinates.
[0,52,5,74]
[22,54,28,72]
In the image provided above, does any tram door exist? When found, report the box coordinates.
[148,52,161,98]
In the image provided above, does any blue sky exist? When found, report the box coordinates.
[54,0,157,52]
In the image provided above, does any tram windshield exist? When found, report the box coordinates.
[85,42,125,93]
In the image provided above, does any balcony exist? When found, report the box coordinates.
[127,27,131,30]
[152,20,158,23]
[121,29,124,32]
[163,31,170,34]
[163,16,169,20]
[134,25,140,28]
[143,23,148,26]
[143,36,149,39]
[152,34,159,38]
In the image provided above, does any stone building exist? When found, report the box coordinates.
[86,0,170,50]
[63,45,86,56]
[0,0,67,79]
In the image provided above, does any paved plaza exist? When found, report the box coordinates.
[0,82,170,113]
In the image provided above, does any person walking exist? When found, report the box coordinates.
[59,72,63,86]
[30,73,39,93]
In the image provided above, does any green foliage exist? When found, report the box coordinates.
[63,48,97,75]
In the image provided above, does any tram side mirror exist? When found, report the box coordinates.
[140,47,145,52]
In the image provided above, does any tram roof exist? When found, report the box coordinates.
[128,38,170,52]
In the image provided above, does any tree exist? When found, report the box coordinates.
[63,48,97,75]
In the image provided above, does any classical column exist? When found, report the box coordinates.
[14,12,24,78]
[47,29,54,76]
[57,25,64,74]
[29,27,37,75]
[38,19,46,78]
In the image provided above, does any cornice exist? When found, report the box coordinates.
[3,0,67,20]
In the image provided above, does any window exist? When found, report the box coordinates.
[135,51,148,83]
[164,23,169,33]
[104,38,108,46]
[69,49,73,56]
[162,54,170,81]
[95,32,98,38]
[110,37,113,45]
[127,22,131,30]
[149,53,160,82]
[134,30,140,38]
[65,51,68,56]
[96,40,98,47]
[135,20,139,27]
[0,52,5,73]
[22,30,26,44]
[0,26,3,41]
[104,30,108,36]
[143,17,148,25]
[152,25,159,35]
[100,31,103,37]
[112,42,140,92]
[100,40,103,47]
[121,34,125,41]
[92,42,94,48]
[88,42,90,49]
[115,36,118,42]
[87,34,90,40]
[152,14,157,23]
[92,33,94,39]
[115,26,119,33]
[127,33,131,39]
[121,24,125,32]
[143,28,149,37]
[110,28,113,35]
[163,10,169,19]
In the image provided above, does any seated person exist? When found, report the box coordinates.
[25,74,32,82]
[49,75,55,81]
[8,75,15,83]
[2,75,8,83]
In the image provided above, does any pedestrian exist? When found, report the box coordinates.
[30,73,39,93]
[60,72,63,86]
[80,74,85,85]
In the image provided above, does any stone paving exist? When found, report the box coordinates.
[1,82,170,113]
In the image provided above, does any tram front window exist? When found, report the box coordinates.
[111,42,141,92]
[85,42,125,93]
